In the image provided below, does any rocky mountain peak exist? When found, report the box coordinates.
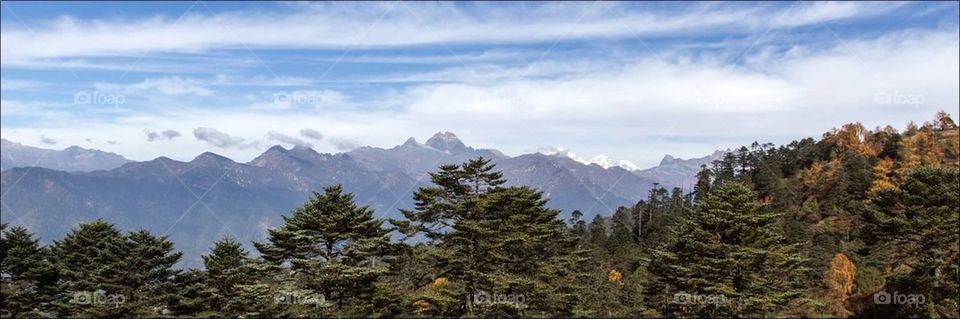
[191,152,234,166]
[659,154,679,166]
[401,137,421,147]
[425,131,467,153]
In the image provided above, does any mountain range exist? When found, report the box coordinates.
[1,138,129,172]
[0,132,720,266]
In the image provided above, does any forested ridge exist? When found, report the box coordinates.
[1,112,957,318]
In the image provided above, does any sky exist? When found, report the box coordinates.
[1,1,958,169]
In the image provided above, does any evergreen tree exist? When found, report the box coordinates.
[254,184,392,317]
[51,220,130,317]
[395,157,585,317]
[121,230,182,316]
[0,225,58,317]
[863,166,959,318]
[168,269,207,316]
[694,164,713,199]
[568,210,587,240]
[649,182,807,317]
[193,236,254,317]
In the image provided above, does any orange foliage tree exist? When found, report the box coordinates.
[825,253,857,316]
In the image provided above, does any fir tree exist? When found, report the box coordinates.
[863,166,959,317]
[0,225,58,317]
[649,182,807,317]
[254,184,392,316]
[196,236,254,317]
[121,230,182,316]
[395,157,585,317]
[51,220,130,317]
[694,164,713,199]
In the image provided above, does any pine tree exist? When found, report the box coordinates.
[254,184,393,317]
[168,269,207,316]
[51,220,130,317]
[477,186,585,317]
[121,230,182,316]
[395,157,585,317]
[649,182,807,317]
[0,225,58,317]
[193,236,254,317]
[695,164,713,199]
[863,166,959,317]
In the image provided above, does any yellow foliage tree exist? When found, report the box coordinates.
[825,253,857,316]
[607,269,623,284]
[868,157,897,197]
[898,129,944,176]
[801,162,824,189]
[825,122,878,158]
[430,277,448,288]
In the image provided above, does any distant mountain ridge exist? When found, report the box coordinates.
[1,138,130,172]
[634,150,726,189]
[0,132,716,267]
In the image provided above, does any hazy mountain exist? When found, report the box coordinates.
[633,150,727,189]
[0,132,707,266]
[346,132,507,178]
[1,138,129,172]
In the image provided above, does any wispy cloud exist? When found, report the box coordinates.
[145,129,181,141]
[40,134,58,145]
[193,127,257,149]
[0,2,908,65]
[299,129,323,141]
[0,78,41,90]
[96,76,212,97]
[0,2,955,168]
[267,131,311,148]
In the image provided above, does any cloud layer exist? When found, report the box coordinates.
[0,2,956,168]
[0,2,907,65]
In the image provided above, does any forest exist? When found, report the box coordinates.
[1,112,958,318]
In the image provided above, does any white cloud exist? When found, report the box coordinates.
[267,131,311,148]
[299,129,323,141]
[0,2,907,65]
[145,129,181,141]
[0,78,41,90]
[0,25,956,168]
[96,76,212,97]
[193,127,257,149]
[40,134,58,145]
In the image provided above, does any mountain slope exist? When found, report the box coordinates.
[633,150,726,189]
[0,132,702,266]
[1,139,129,172]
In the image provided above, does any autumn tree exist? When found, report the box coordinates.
[824,253,856,316]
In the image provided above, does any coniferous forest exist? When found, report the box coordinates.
[1,112,958,318]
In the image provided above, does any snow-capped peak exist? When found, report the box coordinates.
[540,148,640,171]
[584,154,641,171]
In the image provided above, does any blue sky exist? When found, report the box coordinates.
[1,1,958,168]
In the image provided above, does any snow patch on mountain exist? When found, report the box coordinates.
[539,147,640,171]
